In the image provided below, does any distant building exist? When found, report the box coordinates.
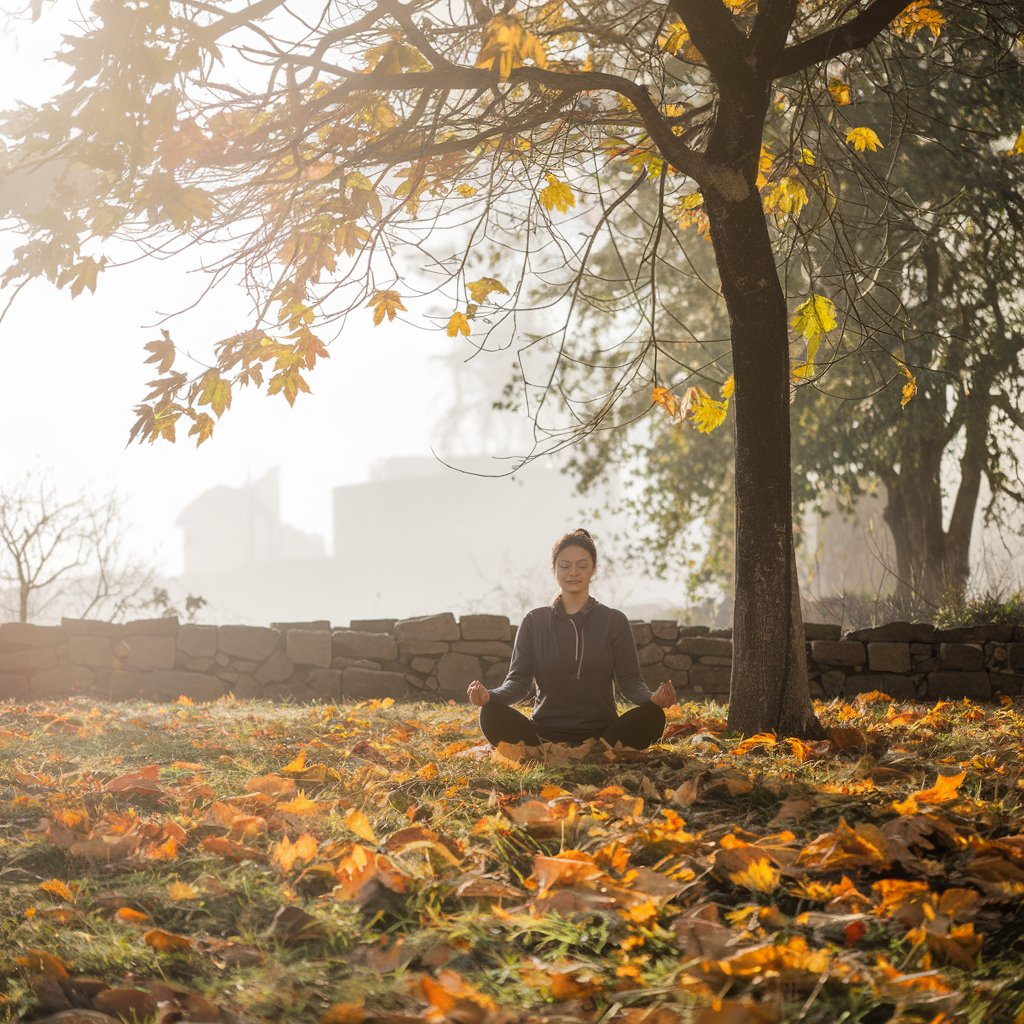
[173,458,681,625]
[177,469,324,575]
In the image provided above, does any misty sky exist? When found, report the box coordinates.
[0,12,480,578]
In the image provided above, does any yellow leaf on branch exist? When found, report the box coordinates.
[197,370,232,419]
[540,173,575,214]
[688,387,729,434]
[659,21,702,62]
[846,126,884,152]
[466,277,509,304]
[897,360,917,407]
[1009,127,1024,157]
[446,311,471,337]
[828,78,852,106]
[651,385,682,421]
[791,294,837,344]
[764,176,809,220]
[367,289,406,326]
[474,14,546,79]
[891,0,946,40]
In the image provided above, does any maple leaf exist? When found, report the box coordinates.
[828,78,852,105]
[188,412,215,445]
[474,14,546,79]
[334,222,370,257]
[659,21,703,62]
[272,833,318,872]
[446,311,471,337]
[891,1,946,39]
[277,790,320,815]
[267,367,311,406]
[652,386,682,421]
[367,289,406,325]
[728,855,781,893]
[144,329,176,374]
[763,176,808,220]
[466,277,509,304]
[197,370,232,418]
[790,293,837,344]
[846,126,884,152]
[1010,127,1024,156]
[687,386,729,434]
[911,769,967,804]
[540,173,575,214]
[56,256,105,298]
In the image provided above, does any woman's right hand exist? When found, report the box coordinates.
[467,679,490,706]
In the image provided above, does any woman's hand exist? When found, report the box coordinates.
[650,680,676,708]
[467,679,490,707]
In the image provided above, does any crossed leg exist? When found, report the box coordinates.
[479,700,665,750]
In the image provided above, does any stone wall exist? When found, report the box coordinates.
[0,614,1021,704]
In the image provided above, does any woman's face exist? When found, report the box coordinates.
[553,545,596,595]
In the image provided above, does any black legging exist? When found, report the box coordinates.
[479,700,665,750]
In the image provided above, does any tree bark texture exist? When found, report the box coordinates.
[704,184,823,738]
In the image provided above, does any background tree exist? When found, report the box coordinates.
[2,0,1020,734]
[563,25,1024,617]
[0,478,155,623]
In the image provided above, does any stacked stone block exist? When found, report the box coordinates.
[1,614,1021,705]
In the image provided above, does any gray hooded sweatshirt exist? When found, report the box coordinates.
[486,595,653,736]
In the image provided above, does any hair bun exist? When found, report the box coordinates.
[573,528,592,538]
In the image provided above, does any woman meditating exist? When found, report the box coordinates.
[467,528,675,749]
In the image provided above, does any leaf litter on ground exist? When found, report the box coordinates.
[0,692,1023,1023]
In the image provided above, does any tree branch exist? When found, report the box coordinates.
[669,0,754,91]
[763,0,909,80]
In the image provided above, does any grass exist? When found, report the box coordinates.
[1,693,1023,1024]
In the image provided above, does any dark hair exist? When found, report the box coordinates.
[551,528,598,569]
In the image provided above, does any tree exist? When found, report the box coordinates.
[564,26,1024,616]
[2,0,1020,734]
[0,477,155,623]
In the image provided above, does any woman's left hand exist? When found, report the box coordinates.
[650,680,676,708]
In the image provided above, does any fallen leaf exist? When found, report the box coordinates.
[143,928,193,951]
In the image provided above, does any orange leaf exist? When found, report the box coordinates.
[278,790,321,815]
[734,732,776,755]
[105,764,164,796]
[167,881,201,901]
[321,1004,368,1024]
[14,949,69,978]
[912,770,967,805]
[245,773,297,798]
[144,928,193,951]
[201,835,263,862]
[281,750,308,773]
[38,879,75,902]
[344,807,378,845]
[116,906,151,924]
[272,833,319,873]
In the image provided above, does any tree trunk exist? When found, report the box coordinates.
[20,583,29,624]
[882,410,984,612]
[704,184,823,738]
